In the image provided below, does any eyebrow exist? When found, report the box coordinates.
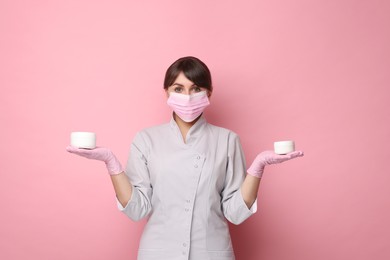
[172,83,198,87]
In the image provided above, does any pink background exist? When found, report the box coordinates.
[1,0,389,259]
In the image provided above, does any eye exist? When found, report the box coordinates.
[174,87,183,93]
[194,86,202,92]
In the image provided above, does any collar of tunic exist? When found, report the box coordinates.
[169,114,207,145]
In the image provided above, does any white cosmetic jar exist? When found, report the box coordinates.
[274,140,295,155]
[70,132,96,149]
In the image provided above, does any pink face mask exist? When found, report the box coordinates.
[167,91,210,122]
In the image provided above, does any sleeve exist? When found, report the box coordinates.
[117,132,153,221]
[221,132,257,225]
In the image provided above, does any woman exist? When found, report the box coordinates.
[67,56,304,260]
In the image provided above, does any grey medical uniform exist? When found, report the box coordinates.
[118,116,257,260]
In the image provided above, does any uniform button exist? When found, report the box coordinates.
[185,208,189,212]
[196,155,200,159]
[182,251,186,255]
[194,164,198,168]
[183,243,187,247]
[186,199,190,203]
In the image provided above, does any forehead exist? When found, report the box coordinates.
[173,71,195,86]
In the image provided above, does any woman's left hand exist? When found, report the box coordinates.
[247,150,304,178]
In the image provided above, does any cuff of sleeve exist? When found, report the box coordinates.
[116,186,136,211]
[226,188,258,225]
[238,190,257,215]
[248,198,258,213]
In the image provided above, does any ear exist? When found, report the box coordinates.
[207,91,212,98]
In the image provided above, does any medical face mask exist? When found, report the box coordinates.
[167,91,210,122]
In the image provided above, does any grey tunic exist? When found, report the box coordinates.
[118,116,257,260]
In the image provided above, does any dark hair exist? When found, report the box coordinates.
[163,56,213,92]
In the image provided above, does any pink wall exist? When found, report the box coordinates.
[1,0,389,259]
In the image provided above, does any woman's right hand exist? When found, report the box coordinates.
[66,146,123,175]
